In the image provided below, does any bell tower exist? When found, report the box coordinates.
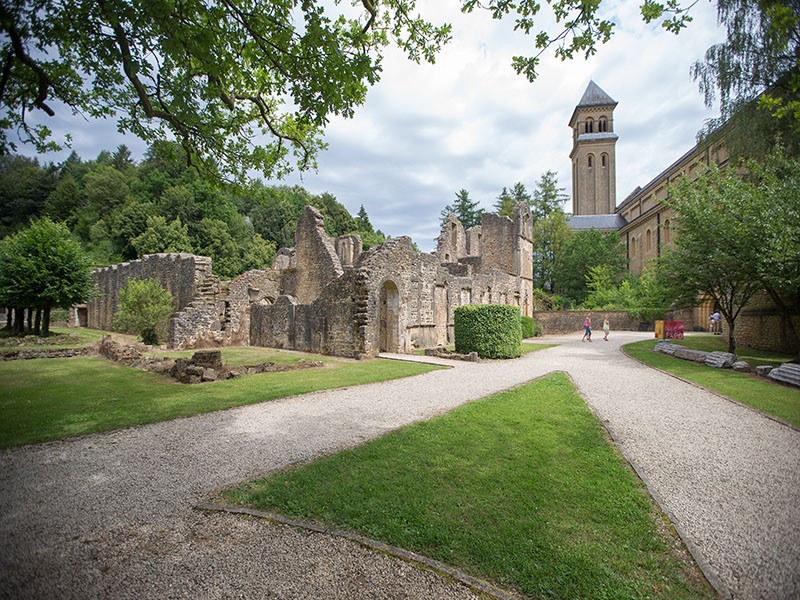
[569,81,618,215]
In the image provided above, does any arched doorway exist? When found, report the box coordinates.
[379,280,400,352]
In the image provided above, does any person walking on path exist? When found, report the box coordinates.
[582,314,592,342]
[602,316,610,341]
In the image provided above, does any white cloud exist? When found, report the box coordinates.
[15,1,726,251]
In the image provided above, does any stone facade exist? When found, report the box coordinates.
[570,82,796,353]
[83,204,533,358]
[721,292,800,355]
[86,253,215,333]
[250,203,534,358]
[569,81,618,216]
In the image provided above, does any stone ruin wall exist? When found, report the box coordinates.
[290,206,345,304]
[250,269,369,358]
[250,207,534,359]
[84,203,534,358]
[86,253,213,332]
[171,269,281,349]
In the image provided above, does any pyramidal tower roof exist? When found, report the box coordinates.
[577,80,617,107]
[569,81,617,127]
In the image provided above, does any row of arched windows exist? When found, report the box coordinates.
[583,116,610,134]
[587,153,609,169]
[629,220,673,259]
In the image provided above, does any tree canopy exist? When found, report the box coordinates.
[1,1,692,181]
[441,189,483,229]
[658,149,800,354]
[0,217,94,335]
[0,143,384,278]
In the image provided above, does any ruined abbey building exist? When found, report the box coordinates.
[79,203,534,358]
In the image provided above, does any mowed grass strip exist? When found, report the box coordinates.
[0,326,113,352]
[224,373,713,600]
[0,352,440,448]
[625,337,800,428]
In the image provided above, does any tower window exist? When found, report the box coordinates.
[601,154,607,167]
[599,117,608,132]
[585,118,594,134]
[588,155,593,168]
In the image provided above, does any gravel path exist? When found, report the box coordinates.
[1,331,798,599]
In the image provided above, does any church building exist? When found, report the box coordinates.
[567,80,728,277]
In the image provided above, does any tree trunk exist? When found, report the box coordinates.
[26,307,33,332]
[5,308,11,330]
[42,305,51,337]
[13,307,25,334]
[726,318,736,354]
[34,308,42,336]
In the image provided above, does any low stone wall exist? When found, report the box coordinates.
[728,294,800,355]
[531,310,651,336]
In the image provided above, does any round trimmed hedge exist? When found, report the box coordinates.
[454,304,522,359]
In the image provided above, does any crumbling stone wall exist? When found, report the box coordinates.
[170,269,282,349]
[290,206,344,304]
[435,214,467,263]
[335,235,362,268]
[87,253,214,332]
[87,202,536,358]
[251,225,533,358]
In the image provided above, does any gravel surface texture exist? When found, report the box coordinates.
[1,331,798,599]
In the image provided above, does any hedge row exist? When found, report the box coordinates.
[454,304,522,359]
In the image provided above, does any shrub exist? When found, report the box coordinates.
[113,278,175,345]
[520,315,537,338]
[454,304,522,359]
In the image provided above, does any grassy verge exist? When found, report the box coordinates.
[223,373,713,600]
[661,334,793,369]
[0,326,114,352]
[0,352,440,448]
[626,338,800,428]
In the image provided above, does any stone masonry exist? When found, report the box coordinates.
[82,204,535,358]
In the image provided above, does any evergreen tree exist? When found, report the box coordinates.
[531,171,568,220]
[440,189,483,228]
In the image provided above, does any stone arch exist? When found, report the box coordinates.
[379,279,401,353]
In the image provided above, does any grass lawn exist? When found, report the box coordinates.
[661,334,794,369]
[625,336,800,428]
[0,350,441,448]
[0,326,114,352]
[223,373,713,600]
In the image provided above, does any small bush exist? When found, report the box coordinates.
[113,278,175,345]
[520,316,537,338]
[454,304,522,359]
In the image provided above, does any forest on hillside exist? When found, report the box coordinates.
[0,142,387,279]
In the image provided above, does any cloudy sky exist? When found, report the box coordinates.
[19,1,725,252]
